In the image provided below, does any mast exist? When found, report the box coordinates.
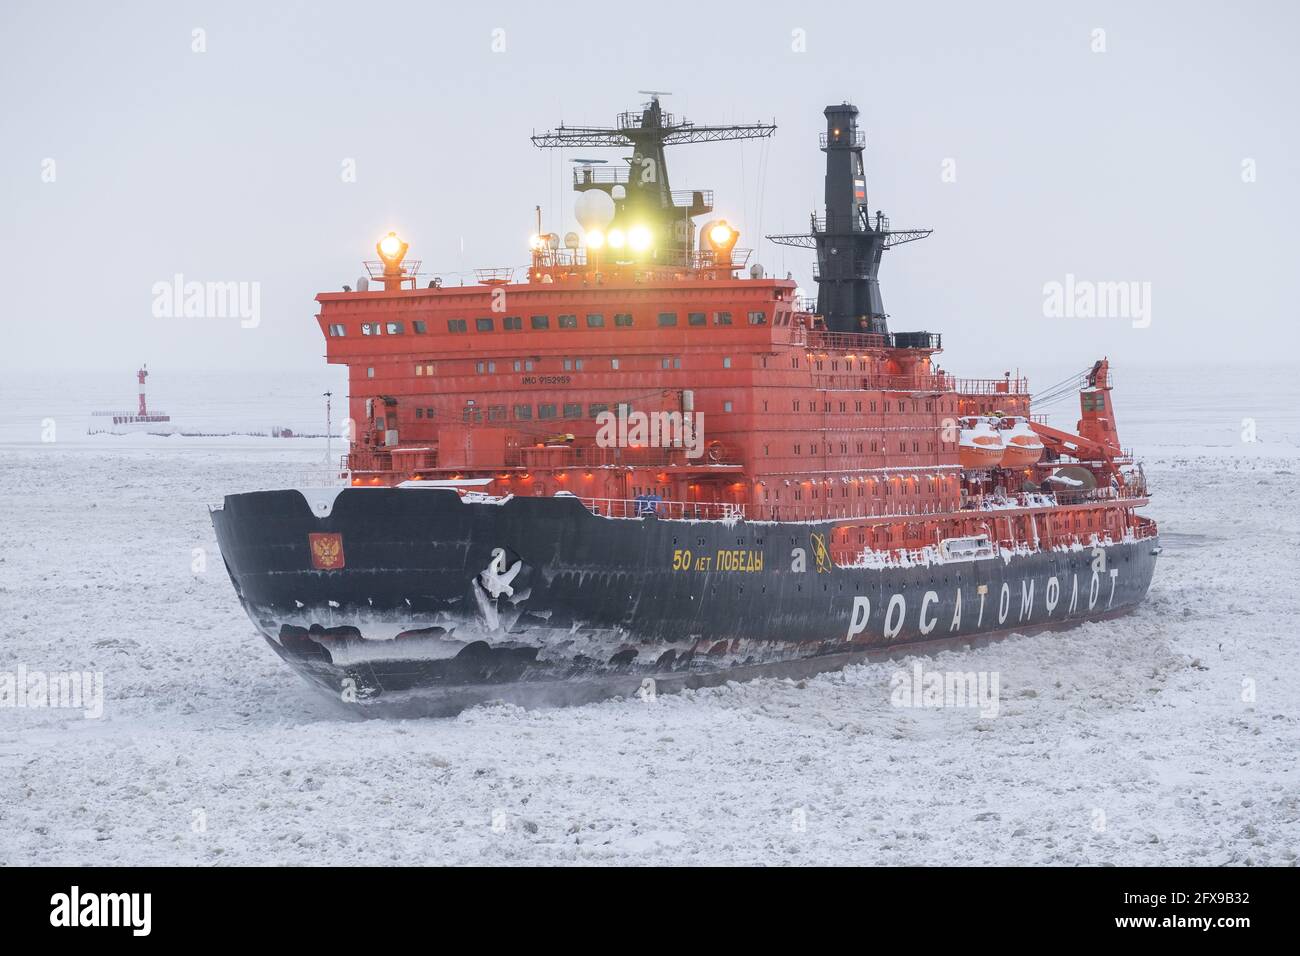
[767,103,932,335]
[532,93,775,264]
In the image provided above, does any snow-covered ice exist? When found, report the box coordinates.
[1,367,1297,865]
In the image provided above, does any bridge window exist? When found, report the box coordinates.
[564,403,582,418]
[658,312,678,327]
[614,313,634,327]
[361,322,381,335]
[747,311,767,325]
[688,312,706,327]
[386,321,404,334]
[488,405,506,421]
[412,320,427,334]
[558,314,578,328]
[513,405,532,420]
[503,316,522,330]
[589,403,609,417]
[538,404,558,419]
[586,313,605,327]
[475,318,494,332]
[714,311,733,325]
[328,324,346,336]
[447,319,467,333]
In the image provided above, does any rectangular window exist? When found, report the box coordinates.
[614,313,633,327]
[488,405,506,422]
[585,313,605,327]
[611,358,620,370]
[747,311,767,325]
[657,312,678,327]
[415,408,423,419]
[687,312,706,326]
[538,404,557,419]
[475,317,494,332]
[563,358,584,371]
[426,407,434,418]
[385,321,404,335]
[530,315,549,330]
[723,400,733,412]
[328,324,347,336]
[722,356,732,369]
[412,320,427,334]
[447,319,467,333]
[558,314,578,328]
[415,364,423,376]
[563,403,582,418]
[589,403,609,418]
[503,316,522,330]
[366,367,374,378]
[714,311,733,325]
[361,323,380,335]
[513,405,532,420]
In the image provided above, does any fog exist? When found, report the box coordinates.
[2,0,1296,377]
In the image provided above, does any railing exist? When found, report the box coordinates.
[571,168,713,209]
[947,376,1028,395]
[819,129,866,148]
[511,443,741,468]
[531,246,751,272]
[795,328,889,350]
[575,496,744,521]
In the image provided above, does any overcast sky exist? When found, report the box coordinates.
[2,0,1297,377]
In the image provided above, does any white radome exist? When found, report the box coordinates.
[574,189,615,230]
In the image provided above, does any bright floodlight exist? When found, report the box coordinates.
[709,223,734,246]
[607,228,626,249]
[586,228,605,250]
[628,225,652,252]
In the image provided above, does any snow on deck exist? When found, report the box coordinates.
[0,438,1297,866]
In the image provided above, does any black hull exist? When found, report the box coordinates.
[211,488,1160,715]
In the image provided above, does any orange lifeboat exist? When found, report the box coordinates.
[958,417,1005,470]
[1000,417,1044,468]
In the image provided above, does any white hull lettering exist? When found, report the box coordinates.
[1045,576,1060,614]
[919,590,939,635]
[846,596,871,640]
[1019,579,1035,621]
[884,593,906,639]
[998,582,1011,624]
[949,588,963,632]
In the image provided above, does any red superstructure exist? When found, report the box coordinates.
[315,97,1155,564]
